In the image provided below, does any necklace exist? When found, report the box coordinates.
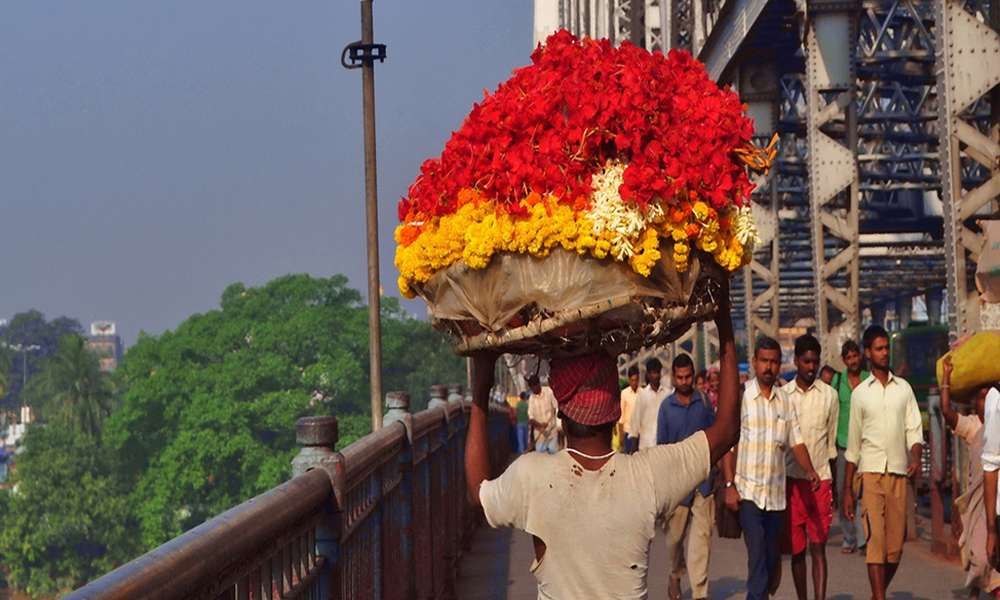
[565,448,617,461]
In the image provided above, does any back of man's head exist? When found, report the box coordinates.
[627,365,640,377]
[645,357,662,373]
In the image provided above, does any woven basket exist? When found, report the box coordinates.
[412,243,726,357]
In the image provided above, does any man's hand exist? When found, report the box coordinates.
[941,355,953,384]
[725,484,741,512]
[807,470,821,491]
[906,456,921,479]
[842,491,855,522]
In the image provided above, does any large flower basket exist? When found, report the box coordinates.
[394,31,774,356]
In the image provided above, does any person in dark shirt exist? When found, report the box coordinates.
[656,353,716,600]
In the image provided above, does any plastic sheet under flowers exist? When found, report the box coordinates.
[412,245,725,357]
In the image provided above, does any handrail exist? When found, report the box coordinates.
[67,391,513,600]
[67,468,332,600]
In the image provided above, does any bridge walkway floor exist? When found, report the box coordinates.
[457,513,970,599]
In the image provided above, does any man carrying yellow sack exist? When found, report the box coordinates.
[463,288,742,599]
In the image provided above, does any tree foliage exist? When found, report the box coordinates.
[0,424,139,596]
[0,311,83,408]
[103,274,464,548]
[24,335,113,436]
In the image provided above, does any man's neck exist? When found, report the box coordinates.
[676,389,693,405]
[630,384,639,392]
[649,382,660,392]
[566,436,614,471]
[796,377,813,392]
[848,368,862,377]
[758,382,773,399]
[872,366,890,385]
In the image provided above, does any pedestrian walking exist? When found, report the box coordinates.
[617,365,641,452]
[527,375,560,454]
[979,381,1000,575]
[938,357,1000,599]
[722,336,821,600]
[463,286,743,599]
[781,334,839,600]
[842,325,923,600]
[656,353,716,600]
[629,358,672,451]
[832,340,869,554]
[515,391,531,453]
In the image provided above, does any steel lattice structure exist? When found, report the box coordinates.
[535,0,998,362]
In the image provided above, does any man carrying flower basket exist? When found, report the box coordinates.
[464,282,741,599]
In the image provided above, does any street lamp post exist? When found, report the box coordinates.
[342,0,388,432]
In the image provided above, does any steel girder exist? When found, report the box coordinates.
[935,0,1000,335]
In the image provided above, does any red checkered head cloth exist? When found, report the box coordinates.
[549,353,621,426]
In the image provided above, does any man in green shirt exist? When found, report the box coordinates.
[833,339,870,553]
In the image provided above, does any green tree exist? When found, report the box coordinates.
[24,335,112,437]
[0,424,138,596]
[0,311,83,409]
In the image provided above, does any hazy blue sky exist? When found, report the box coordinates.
[0,1,533,345]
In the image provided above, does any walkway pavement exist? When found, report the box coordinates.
[457,513,971,599]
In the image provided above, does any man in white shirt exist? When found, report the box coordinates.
[617,365,641,451]
[464,286,743,600]
[781,334,838,600]
[527,375,560,454]
[628,358,673,452]
[977,384,1000,568]
[842,325,923,600]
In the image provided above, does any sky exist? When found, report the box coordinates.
[0,1,534,346]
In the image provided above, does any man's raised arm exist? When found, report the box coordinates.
[704,281,740,465]
[465,353,497,507]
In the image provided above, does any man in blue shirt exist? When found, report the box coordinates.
[657,353,716,600]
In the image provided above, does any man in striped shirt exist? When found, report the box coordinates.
[722,336,820,600]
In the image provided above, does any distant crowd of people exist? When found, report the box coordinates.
[488,306,999,599]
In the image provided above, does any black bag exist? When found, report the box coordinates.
[715,483,742,539]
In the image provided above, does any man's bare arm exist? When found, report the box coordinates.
[704,282,740,465]
[465,353,497,507]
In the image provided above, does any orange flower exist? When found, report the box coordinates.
[398,225,423,246]
[685,223,701,238]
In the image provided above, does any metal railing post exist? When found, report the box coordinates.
[383,392,415,600]
[292,416,340,599]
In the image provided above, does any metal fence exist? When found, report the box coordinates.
[67,391,513,600]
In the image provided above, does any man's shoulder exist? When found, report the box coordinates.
[505,450,560,477]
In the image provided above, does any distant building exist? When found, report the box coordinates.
[86,321,124,372]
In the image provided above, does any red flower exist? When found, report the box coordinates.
[399,30,755,221]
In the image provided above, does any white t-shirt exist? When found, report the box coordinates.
[979,386,1000,514]
[480,431,710,600]
[528,386,560,444]
[629,383,672,449]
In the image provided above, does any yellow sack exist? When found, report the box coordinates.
[936,331,1000,398]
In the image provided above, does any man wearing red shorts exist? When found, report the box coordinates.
[781,334,839,600]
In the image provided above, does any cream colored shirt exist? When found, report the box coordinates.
[528,386,559,443]
[620,386,640,436]
[782,378,838,481]
[735,378,803,511]
[630,383,672,450]
[480,432,710,600]
[844,373,923,476]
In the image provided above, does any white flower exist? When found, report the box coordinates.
[587,161,663,259]
[733,205,760,254]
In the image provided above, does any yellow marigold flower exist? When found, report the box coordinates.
[692,201,710,221]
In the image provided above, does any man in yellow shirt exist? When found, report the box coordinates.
[842,325,923,600]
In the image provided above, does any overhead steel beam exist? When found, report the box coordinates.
[935,0,1000,336]
[696,0,773,79]
[806,0,862,367]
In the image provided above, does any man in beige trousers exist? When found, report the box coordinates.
[656,353,716,600]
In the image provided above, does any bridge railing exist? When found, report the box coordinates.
[68,390,513,600]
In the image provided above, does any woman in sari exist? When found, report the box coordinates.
[940,356,1000,599]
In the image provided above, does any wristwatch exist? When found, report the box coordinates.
[724,481,734,488]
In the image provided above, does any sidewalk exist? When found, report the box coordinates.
[458,514,969,599]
